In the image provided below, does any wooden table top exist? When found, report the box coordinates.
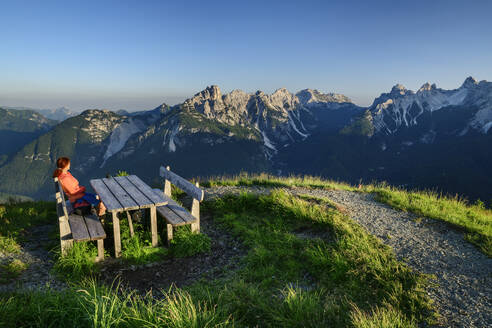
[90,175,168,213]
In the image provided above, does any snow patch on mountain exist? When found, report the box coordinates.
[101,119,142,166]
[287,112,308,138]
[168,125,180,152]
[482,121,492,133]
[261,130,277,151]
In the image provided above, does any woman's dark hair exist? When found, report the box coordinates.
[53,157,70,178]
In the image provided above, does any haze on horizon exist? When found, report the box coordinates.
[1,0,491,112]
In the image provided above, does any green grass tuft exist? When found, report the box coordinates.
[52,242,100,281]
[0,259,28,284]
[0,279,234,327]
[169,226,211,258]
[203,172,356,191]
[350,304,416,328]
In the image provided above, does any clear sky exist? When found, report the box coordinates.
[1,0,491,111]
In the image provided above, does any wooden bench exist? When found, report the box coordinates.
[54,177,106,261]
[152,166,204,245]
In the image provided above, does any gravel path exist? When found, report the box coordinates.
[204,186,492,328]
[0,225,66,292]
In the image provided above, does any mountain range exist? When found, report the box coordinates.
[0,77,490,201]
[1,106,78,121]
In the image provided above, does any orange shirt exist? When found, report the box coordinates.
[58,171,86,203]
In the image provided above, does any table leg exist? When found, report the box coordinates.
[126,211,134,237]
[167,223,173,246]
[150,206,158,247]
[112,211,121,258]
[96,239,104,262]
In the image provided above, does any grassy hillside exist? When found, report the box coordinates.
[0,179,442,327]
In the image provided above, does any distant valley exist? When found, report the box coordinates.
[0,77,490,202]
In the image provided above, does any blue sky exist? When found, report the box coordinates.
[0,0,491,110]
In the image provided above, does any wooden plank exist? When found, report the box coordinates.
[167,198,197,224]
[126,211,134,237]
[54,178,72,256]
[126,175,168,206]
[159,166,204,201]
[84,214,106,240]
[54,177,63,200]
[152,188,195,226]
[112,212,121,258]
[90,179,123,212]
[102,178,139,211]
[150,206,158,247]
[156,204,186,226]
[54,179,68,217]
[114,176,153,208]
[68,214,91,241]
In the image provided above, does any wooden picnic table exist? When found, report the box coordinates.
[90,175,169,258]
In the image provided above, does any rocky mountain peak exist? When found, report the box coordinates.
[269,88,297,109]
[154,103,170,113]
[187,85,223,104]
[296,89,352,105]
[203,85,222,101]
[391,84,408,94]
[462,76,478,88]
[271,88,291,96]
[418,82,437,92]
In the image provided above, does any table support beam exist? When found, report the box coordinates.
[126,211,135,237]
[112,212,121,258]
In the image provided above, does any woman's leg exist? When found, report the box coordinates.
[83,193,106,216]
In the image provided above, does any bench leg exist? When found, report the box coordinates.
[112,212,121,258]
[167,223,173,246]
[96,239,104,262]
[126,211,134,237]
[61,239,73,257]
[191,198,200,233]
[150,206,158,247]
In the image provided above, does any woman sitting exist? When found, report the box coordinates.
[53,157,106,216]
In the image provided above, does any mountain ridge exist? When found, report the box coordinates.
[0,77,490,201]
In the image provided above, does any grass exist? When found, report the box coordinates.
[0,279,233,328]
[0,259,28,284]
[0,201,56,254]
[203,172,356,191]
[204,173,492,257]
[169,226,211,258]
[0,190,434,327]
[52,242,101,281]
